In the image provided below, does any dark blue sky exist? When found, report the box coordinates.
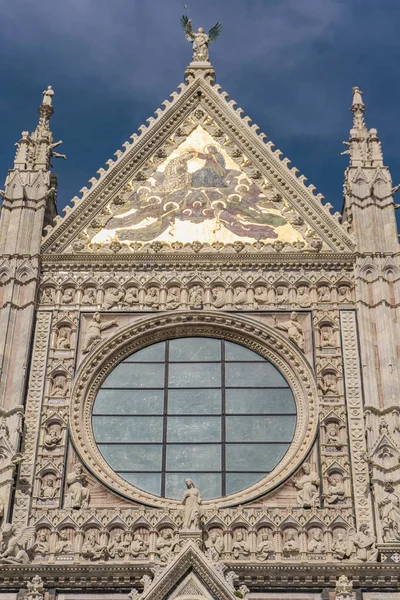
[1,0,400,215]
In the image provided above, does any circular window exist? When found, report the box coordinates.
[92,337,296,500]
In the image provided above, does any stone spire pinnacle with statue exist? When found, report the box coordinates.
[180,15,222,63]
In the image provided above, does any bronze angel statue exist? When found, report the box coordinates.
[180,16,222,62]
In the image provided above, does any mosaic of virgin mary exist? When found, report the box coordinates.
[94,127,301,245]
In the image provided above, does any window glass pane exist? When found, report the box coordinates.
[119,472,162,496]
[226,473,266,494]
[93,389,164,415]
[165,473,221,500]
[98,444,162,470]
[123,343,165,362]
[225,363,288,388]
[103,363,165,388]
[224,342,265,361]
[169,363,221,388]
[168,389,221,414]
[166,445,221,471]
[169,338,221,362]
[226,388,295,414]
[226,416,296,442]
[167,417,221,442]
[93,416,163,443]
[226,443,289,471]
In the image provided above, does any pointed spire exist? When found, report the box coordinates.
[342,86,384,168]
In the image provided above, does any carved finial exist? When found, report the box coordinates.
[335,574,353,600]
[42,85,54,107]
[351,86,365,113]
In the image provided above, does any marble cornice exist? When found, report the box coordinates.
[40,252,356,272]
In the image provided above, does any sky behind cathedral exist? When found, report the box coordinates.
[1,0,399,216]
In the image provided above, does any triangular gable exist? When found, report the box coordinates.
[42,72,354,255]
[136,541,239,600]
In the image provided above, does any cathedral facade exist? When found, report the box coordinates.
[0,33,399,600]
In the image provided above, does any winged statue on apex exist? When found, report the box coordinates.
[180,15,222,62]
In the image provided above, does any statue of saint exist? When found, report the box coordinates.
[82,312,118,354]
[65,463,90,509]
[180,16,222,63]
[256,532,273,561]
[55,531,74,555]
[182,479,201,530]
[205,531,224,561]
[379,481,400,541]
[274,312,305,351]
[293,464,320,508]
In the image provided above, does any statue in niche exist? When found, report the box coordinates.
[43,426,62,450]
[55,531,74,555]
[318,285,331,302]
[0,523,35,564]
[156,530,180,563]
[61,288,75,304]
[56,327,71,350]
[338,285,352,302]
[205,531,224,561]
[320,326,335,348]
[181,15,222,63]
[189,286,203,309]
[378,481,400,541]
[231,531,250,560]
[130,533,149,558]
[40,477,58,500]
[307,529,325,553]
[325,422,342,447]
[103,287,124,309]
[274,312,305,351]
[31,531,50,558]
[124,287,139,306]
[332,531,352,560]
[351,524,377,562]
[50,374,69,397]
[81,532,107,561]
[212,287,226,308]
[82,287,97,305]
[293,464,320,508]
[256,532,273,561]
[182,478,201,530]
[166,287,181,310]
[254,286,269,306]
[282,530,299,555]
[82,312,118,354]
[108,532,129,559]
[275,285,289,305]
[232,286,247,307]
[324,475,345,504]
[143,287,159,309]
[65,463,90,509]
[319,372,338,396]
[41,288,55,305]
[297,285,311,307]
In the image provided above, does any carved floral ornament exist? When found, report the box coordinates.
[69,311,319,508]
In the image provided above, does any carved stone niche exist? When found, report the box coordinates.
[231,527,250,560]
[317,283,332,303]
[61,286,76,305]
[323,470,346,506]
[107,526,129,560]
[331,525,353,561]
[54,324,73,350]
[103,285,124,310]
[253,284,269,307]
[318,369,339,398]
[188,284,204,309]
[318,322,337,351]
[255,526,274,561]
[130,526,150,559]
[37,470,59,506]
[165,285,182,310]
[155,527,181,563]
[42,419,64,452]
[232,284,248,308]
[281,526,300,558]
[337,283,353,303]
[143,285,160,309]
[49,372,70,398]
[124,285,140,307]
[204,526,224,562]
[306,526,326,557]
[81,527,108,561]
[40,285,56,305]
[322,418,344,450]
[31,526,51,561]
[54,526,76,557]
[81,285,98,306]
[211,285,226,308]
[296,283,312,308]
[274,283,289,305]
